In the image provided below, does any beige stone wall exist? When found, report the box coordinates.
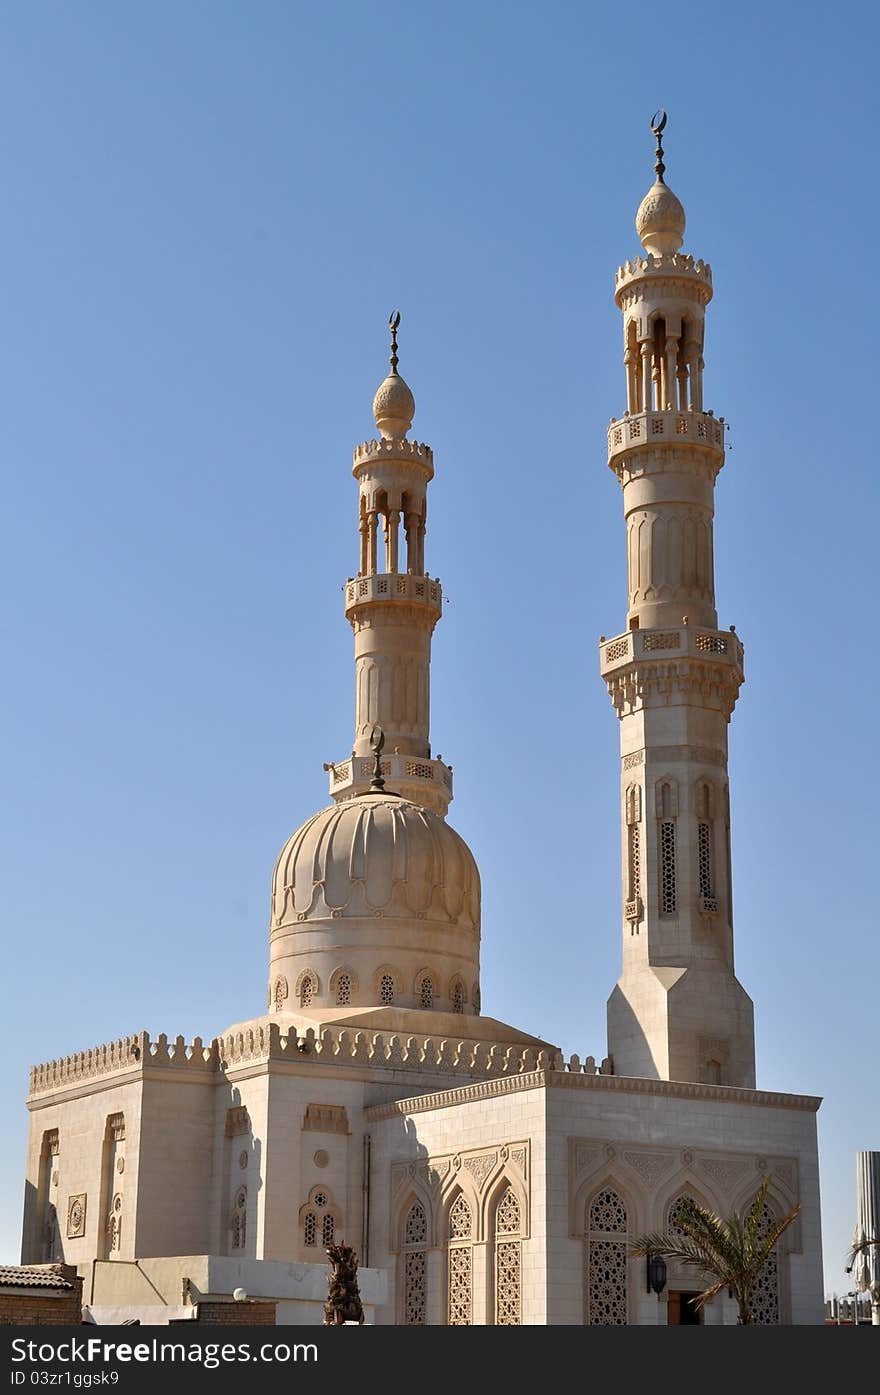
[22,1077,142,1267]
[368,1070,823,1325]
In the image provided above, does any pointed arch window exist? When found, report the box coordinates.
[379,972,395,1006]
[401,1200,428,1325]
[585,1186,629,1324]
[419,975,434,1010]
[299,974,315,1008]
[750,1199,781,1325]
[696,781,715,904]
[300,1186,340,1256]
[656,780,678,915]
[493,1186,522,1325]
[447,1194,473,1325]
[625,783,642,926]
[450,979,465,1014]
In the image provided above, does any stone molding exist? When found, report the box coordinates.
[366,1069,821,1121]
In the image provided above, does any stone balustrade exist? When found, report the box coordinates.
[607,408,725,461]
[344,572,442,616]
[599,625,744,677]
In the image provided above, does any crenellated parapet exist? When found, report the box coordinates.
[353,437,434,472]
[615,252,713,308]
[28,1032,220,1099]
[28,1022,614,1102]
[217,1022,614,1080]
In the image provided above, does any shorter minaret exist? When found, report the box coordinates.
[326,315,453,816]
[601,116,756,1088]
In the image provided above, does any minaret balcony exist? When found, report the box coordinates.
[599,625,744,680]
[607,409,725,468]
[344,572,442,620]
[326,751,453,815]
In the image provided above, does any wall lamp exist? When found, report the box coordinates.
[647,1255,668,1296]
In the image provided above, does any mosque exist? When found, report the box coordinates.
[20,122,824,1324]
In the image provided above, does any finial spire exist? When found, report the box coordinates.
[651,109,667,185]
[389,311,401,376]
[368,723,386,792]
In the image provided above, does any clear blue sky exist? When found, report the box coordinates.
[1,1,875,1299]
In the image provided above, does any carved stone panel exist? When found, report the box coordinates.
[66,1193,86,1239]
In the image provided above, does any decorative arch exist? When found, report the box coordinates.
[448,976,467,1014]
[329,966,357,1007]
[445,1187,473,1326]
[271,975,289,1012]
[721,1186,786,1326]
[653,1165,724,1234]
[584,1180,630,1325]
[655,775,679,916]
[413,967,434,1009]
[375,965,399,1006]
[298,1184,340,1253]
[398,1195,429,1326]
[489,1182,523,1325]
[294,968,319,1008]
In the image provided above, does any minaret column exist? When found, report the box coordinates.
[328,314,453,816]
[601,114,755,1090]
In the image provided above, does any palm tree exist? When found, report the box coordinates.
[629,1176,799,1325]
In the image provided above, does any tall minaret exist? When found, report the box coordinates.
[601,115,756,1088]
[327,314,453,816]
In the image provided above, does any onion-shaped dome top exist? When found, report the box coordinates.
[271,795,480,932]
[636,179,686,256]
[372,371,415,439]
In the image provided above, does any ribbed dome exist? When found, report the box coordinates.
[271,795,479,931]
[372,372,415,439]
[636,179,686,255]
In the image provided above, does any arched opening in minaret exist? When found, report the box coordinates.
[652,317,667,411]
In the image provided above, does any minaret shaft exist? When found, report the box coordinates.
[327,332,452,816]
[602,147,756,1088]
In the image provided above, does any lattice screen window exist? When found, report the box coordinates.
[698,822,714,898]
[451,980,464,1014]
[447,1194,473,1325]
[494,1187,522,1326]
[300,975,315,1008]
[750,1202,781,1325]
[379,973,395,1006]
[628,824,641,900]
[401,1201,428,1325]
[335,972,352,1006]
[419,976,434,1010]
[586,1187,628,1325]
[660,821,676,914]
[448,1246,472,1325]
[301,1187,338,1252]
